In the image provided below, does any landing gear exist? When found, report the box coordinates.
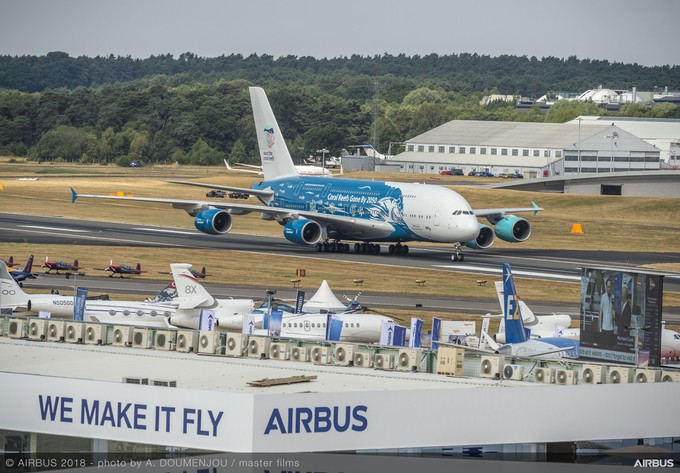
[353,242,381,254]
[451,245,464,262]
[388,243,409,256]
[315,240,350,253]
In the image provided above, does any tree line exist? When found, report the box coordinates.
[0,52,678,165]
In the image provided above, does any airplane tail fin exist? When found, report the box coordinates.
[8,256,14,266]
[0,261,29,309]
[145,282,178,303]
[224,159,232,171]
[502,263,529,344]
[201,266,206,276]
[170,263,215,308]
[249,87,298,181]
[23,255,34,273]
[135,263,141,272]
[74,259,79,269]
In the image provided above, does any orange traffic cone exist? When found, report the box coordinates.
[570,223,583,234]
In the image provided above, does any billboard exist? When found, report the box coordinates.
[580,268,663,366]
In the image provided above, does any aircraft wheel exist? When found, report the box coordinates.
[388,244,395,255]
[402,245,409,256]
[344,243,350,253]
[331,242,337,252]
[315,243,323,252]
[459,253,464,262]
[374,244,381,254]
[354,243,361,253]
[451,254,458,261]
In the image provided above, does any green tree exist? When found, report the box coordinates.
[29,125,90,162]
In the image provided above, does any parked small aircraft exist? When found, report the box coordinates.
[101,261,145,278]
[9,255,37,284]
[1,256,14,268]
[159,266,209,279]
[42,256,83,274]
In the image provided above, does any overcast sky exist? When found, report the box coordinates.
[1,0,678,66]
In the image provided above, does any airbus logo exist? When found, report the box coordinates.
[264,405,368,435]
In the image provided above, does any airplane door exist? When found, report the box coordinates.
[304,320,311,332]
[434,210,441,226]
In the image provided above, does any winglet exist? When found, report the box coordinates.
[531,201,541,217]
[70,187,78,203]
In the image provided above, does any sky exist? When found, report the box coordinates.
[1,0,679,67]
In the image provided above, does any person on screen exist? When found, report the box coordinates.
[617,286,632,337]
[600,278,615,340]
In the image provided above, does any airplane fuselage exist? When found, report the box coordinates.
[254,176,480,243]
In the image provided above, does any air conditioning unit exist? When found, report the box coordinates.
[176,330,198,353]
[47,320,65,342]
[198,331,219,354]
[661,371,680,382]
[84,323,105,345]
[152,379,177,388]
[581,364,606,384]
[112,325,133,347]
[65,322,84,343]
[247,336,271,359]
[154,330,176,351]
[353,351,373,368]
[334,343,355,366]
[635,369,660,383]
[436,345,464,376]
[28,319,48,341]
[555,369,578,385]
[290,346,310,362]
[503,364,524,381]
[374,353,394,370]
[224,333,245,357]
[534,367,554,384]
[133,328,153,349]
[310,346,331,364]
[8,318,27,339]
[480,355,504,378]
[123,377,149,385]
[608,366,634,384]
[397,348,421,371]
[270,342,289,360]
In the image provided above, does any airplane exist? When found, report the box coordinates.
[159,265,209,279]
[42,256,84,274]
[225,159,332,177]
[489,263,580,360]
[493,280,579,343]
[1,256,14,268]
[101,261,145,278]
[70,87,543,262]
[9,255,38,284]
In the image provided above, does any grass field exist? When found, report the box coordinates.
[1,161,679,330]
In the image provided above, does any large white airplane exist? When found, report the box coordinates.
[0,261,254,329]
[71,87,543,262]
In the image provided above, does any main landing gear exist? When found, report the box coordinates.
[451,245,464,262]
[314,240,410,256]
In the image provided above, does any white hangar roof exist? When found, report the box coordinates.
[568,116,680,140]
[403,120,611,150]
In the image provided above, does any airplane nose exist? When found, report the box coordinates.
[462,216,480,240]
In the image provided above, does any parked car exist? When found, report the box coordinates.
[467,171,476,176]
[228,192,249,199]
[440,170,454,175]
[129,160,141,167]
[477,171,495,178]
[206,189,226,198]
[510,173,524,179]
[440,169,464,176]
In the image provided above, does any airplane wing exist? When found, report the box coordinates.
[71,188,396,239]
[473,201,543,218]
[224,159,263,175]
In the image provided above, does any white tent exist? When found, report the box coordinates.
[302,280,347,312]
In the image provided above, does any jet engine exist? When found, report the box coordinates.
[283,219,322,245]
[494,216,531,243]
[465,223,495,249]
[194,208,232,235]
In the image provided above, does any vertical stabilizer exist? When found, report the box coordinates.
[502,263,529,343]
[170,263,215,308]
[249,87,298,181]
[0,261,29,309]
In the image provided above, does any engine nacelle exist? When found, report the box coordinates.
[194,208,232,235]
[283,219,322,245]
[465,223,495,249]
[494,215,531,243]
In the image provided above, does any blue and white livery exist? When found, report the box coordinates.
[72,87,543,261]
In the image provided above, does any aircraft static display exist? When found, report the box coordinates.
[100,261,145,278]
[71,87,543,262]
[42,256,83,274]
[9,255,37,283]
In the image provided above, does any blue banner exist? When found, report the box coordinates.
[269,310,283,337]
[326,314,343,341]
[294,290,305,314]
[379,320,395,346]
[409,318,423,348]
[393,326,406,347]
[431,317,441,351]
[73,287,88,321]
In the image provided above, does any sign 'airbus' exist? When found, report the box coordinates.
[263,405,368,435]
[71,87,542,262]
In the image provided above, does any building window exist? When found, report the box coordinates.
[470,147,476,154]
[449,146,456,153]
[428,145,435,152]
[533,150,540,157]
[522,149,529,156]
[407,144,414,152]
[512,149,518,156]
[417,145,424,152]
[480,148,487,155]
[555,151,562,157]
[544,150,550,157]
[459,146,466,153]
[501,148,508,156]
[491,148,497,155]
[438,146,445,153]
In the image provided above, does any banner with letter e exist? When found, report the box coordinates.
[380,319,395,346]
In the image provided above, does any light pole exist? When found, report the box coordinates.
[316,148,328,170]
[605,131,618,173]
[577,117,582,173]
